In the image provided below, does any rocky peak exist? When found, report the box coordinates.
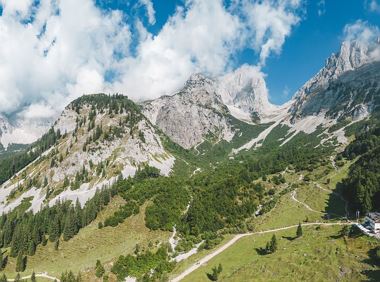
[218,65,278,122]
[294,40,377,101]
[0,114,10,135]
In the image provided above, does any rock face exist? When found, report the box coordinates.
[143,66,281,149]
[143,74,234,149]
[291,40,380,120]
[0,95,175,214]
[0,115,11,138]
[217,65,279,123]
[0,115,14,150]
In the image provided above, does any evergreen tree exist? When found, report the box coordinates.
[14,273,21,282]
[375,247,380,263]
[15,252,26,272]
[48,217,61,242]
[270,234,278,253]
[339,224,351,238]
[265,235,278,254]
[54,239,59,251]
[63,176,70,188]
[28,240,36,256]
[95,260,105,278]
[63,209,78,241]
[1,254,8,270]
[206,263,223,281]
[60,270,77,282]
[31,271,36,282]
[0,274,7,282]
[41,235,48,246]
[296,223,303,238]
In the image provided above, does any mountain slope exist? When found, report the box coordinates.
[0,94,175,214]
[143,74,234,149]
[291,40,380,120]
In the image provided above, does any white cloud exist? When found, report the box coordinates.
[139,0,156,25]
[368,0,380,13]
[343,20,380,60]
[110,0,243,100]
[0,0,130,118]
[343,20,380,43]
[239,0,302,66]
[0,0,34,18]
[317,0,326,16]
[0,0,304,143]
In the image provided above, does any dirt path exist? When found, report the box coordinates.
[171,222,350,282]
[330,156,338,170]
[7,272,60,281]
[290,189,323,214]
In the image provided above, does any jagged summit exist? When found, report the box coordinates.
[293,39,380,104]
[217,65,281,122]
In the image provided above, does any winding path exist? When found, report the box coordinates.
[290,189,322,214]
[7,272,60,282]
[170,222,350,282]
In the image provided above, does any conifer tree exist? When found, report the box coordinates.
[95,260,105,278]
[55,239,59,251]
[15,252,26,272]
[31,271,36,282]
[296,223,303,238]
[28,240,36,256]
[265,235,278,254]
[206,263,223,281]
[270,234,278,253]
[63,209,77,241]
[49,216,61,242]
[0,274,7,282]
[42,235,48,246]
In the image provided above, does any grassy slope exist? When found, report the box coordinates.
[181,225,379,282]
[2,196,171,279]
[172,161,380,282]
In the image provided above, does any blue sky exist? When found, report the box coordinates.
[96,0,380,104]
[1,0,380,122]
[98,0,380,105]
[263,0,380,104]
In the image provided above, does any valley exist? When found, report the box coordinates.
[0,38,379,282]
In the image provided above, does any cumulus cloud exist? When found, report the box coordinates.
[0,0,304,143]
[368,0,380,13]
[0,0,130,119]
[343,20,380,60]
[239,0,302,66]
[343,20,380,43]
[317,0,326,16]
[110,0,243,100]
[139,0,156,25]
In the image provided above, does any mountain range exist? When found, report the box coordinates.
[0,37,379,282]
[0,39,379,215]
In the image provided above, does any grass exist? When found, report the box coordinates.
[251,187,324,231]
[169,235,235,278]
[2,196,171,279]
[174,160,380,282]
[180,225,379,282]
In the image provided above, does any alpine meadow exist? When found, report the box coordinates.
[0,1,379,282]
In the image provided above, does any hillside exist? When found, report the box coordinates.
[0,39,379,282]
